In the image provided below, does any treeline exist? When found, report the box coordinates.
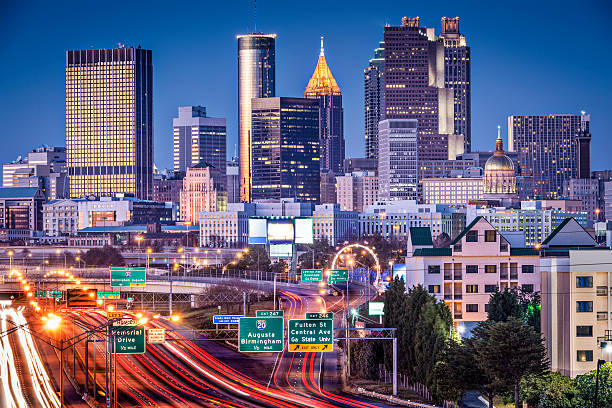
[351,278,612,408]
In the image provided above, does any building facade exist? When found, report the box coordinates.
[422,177,483,206]
[172,106,226,179]
[312,203,358,245]
[179,164,218,225]
[0,187,45,232]
[405,218,540,328]
[3,147,68,200]
[151,172,183,203]
[359,201,459,239]
[364,41,385,161]
[378,119,418,201]
[336,172,379,212]
[250,97,320,203]
[507,113,590,199]
[237,34,276,202]
[43,199,80,236]
[440,17,471,153]
[304,38,344,173]
[226,158,240,203]
[383,17,455,161]
[564,178,599,221]
[482,130,518,206]
[66,47,153,199]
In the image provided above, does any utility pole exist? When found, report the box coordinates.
[273,274,277,310]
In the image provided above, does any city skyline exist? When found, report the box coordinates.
[1,1,610,173]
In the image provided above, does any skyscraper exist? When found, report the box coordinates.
[237,33,275,202]
[304,37,344,173]
[364,41,385,161]
[508,113,590,199]
[66,47,153,199]
[250,97,320,203]
[383,17,455,161]
[377,119,418,201]
[440,17,471,153]
[172,106,226,180]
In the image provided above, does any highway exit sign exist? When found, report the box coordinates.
[368,302,385,316]
[288,319,333,352]
[107,319,145,354]
[238,317,284,353]
[256,310,284,318]
[328,269,348,284]
[301,269,323,282]
[110,267,146,287]
[306,312,333,320]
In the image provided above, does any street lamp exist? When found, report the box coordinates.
[135,235,143,252]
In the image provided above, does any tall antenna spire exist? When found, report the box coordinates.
[320,36,324,56]
[497,125,501,140]
[254,0,257,33]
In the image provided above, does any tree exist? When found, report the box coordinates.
[82,246,125,266]
[350,340,384,380]
[432,232,452,248]
[270,259,288,274]
[403,285,434,379]
[414,300,451,387]
[471,318,548,408]
[520,371,578,408]
[383,277,406,370]
[433,340,484,407]
[574,362,612,408]
[297,239,335,270]
[488,287,541,331]
[234,245,270,271]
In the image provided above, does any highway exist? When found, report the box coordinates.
[0,303,61,408]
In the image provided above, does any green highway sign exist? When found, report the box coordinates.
[110,267,146,287]
[368,302,385,316]
[256,310,284,318]
[306,312,334,320]
[238,317,284,353]
[98,291,120,300]
[38,290,61,299]
[288,319,333,352]
[328,269,349,284]
[301,269,323,282]
[107,319,145,354]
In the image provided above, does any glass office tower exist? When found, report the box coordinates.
[66,47,153,199]
[251,97,320,203]
[237,34,276,202]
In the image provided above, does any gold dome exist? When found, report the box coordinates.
[304,37,341,97]
[485,134,514,171]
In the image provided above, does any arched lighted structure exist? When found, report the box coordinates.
[330,243,382,291]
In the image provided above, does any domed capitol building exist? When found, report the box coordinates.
[483,126,519,206]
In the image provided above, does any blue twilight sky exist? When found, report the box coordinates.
[0,0,610,171]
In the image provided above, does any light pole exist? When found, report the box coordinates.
[135,235,143,254]
[8,249,13,270]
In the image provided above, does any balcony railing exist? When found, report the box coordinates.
[597,312,608,321]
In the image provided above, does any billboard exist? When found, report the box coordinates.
[294,218,313,244]
[248,218,267,244]
[67,288,98,309]
[269,244,293,258]
[267,221,294,244]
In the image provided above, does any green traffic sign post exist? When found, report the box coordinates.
[288,319,333,352]
[328,269,349,284]
[256,310,284,318]
[107,319,145,354]
[110,267,146,287]
[238,317,284,352]
[301,269,323,282]
[98,291,120,300]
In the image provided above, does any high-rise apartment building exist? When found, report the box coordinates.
[508,113,590,199]
[237,34,275,202]
[66,47,153,199]
[364,41,385,161]
[172,106,226,180]
[179,163,219,225]
[383,17,455,161]
[304,38,344,173]
[440,17,471,153]
[378,119,418,201]
[250,97,319,203]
